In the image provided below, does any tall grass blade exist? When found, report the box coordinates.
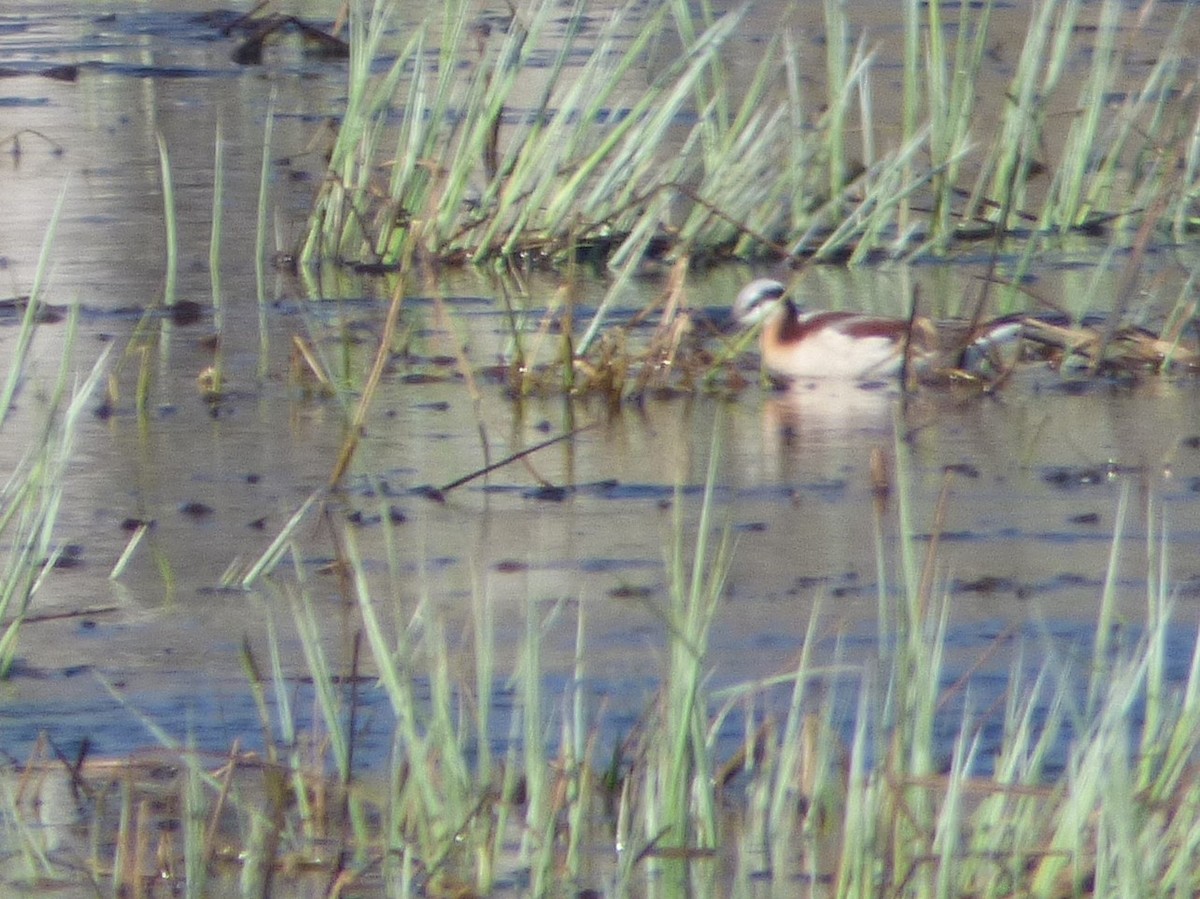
[209,118,225,315]
[237,488,323,588]
[156,131,178,307]
[0,181,69,423]
[255,91,277,309]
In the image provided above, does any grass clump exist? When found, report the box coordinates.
[301,0,771,269]
[299,0,1200,272]
[0,192,110,884]
[0,190,109,677]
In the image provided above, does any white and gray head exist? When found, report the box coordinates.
[733,278,790,327]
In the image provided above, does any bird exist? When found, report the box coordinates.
[733,278,1021,382]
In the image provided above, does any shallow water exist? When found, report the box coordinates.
[1,0,1199,794]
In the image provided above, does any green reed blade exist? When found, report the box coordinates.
[210,118,225,314]
[156,131,178,307]
[255,91,276,307]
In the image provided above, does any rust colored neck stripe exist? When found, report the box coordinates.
[776,306,907,346]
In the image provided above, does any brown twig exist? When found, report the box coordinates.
[328,246,412,489]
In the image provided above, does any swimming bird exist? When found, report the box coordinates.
[733,278,939,381]
[733,278,1022,382]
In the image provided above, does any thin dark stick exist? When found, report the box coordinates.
[434,423,597,497]
[900,283,920,393]
[224,0,272,35]
[16,605,120,625]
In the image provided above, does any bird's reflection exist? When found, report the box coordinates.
[762,380,898,453]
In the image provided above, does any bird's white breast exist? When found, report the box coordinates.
[763,319,904,380]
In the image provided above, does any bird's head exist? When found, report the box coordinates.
[733,278,789,327]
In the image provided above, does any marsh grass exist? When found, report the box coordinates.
[155,131,179,309]
[0,196,110,677]
[0,195,110,877]
[0,183,67,424]
[0,321,109,673]
[10,4,1200,893]
[210,119,225,318]
[13,425,1200,896]
[285,0,1200,400]
[301,0,1200,275]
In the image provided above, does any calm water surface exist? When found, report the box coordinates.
[1,0,1200,777]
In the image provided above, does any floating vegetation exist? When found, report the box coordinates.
[299,0,1200,271]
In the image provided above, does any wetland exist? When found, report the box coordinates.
[4,0,1200,895]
